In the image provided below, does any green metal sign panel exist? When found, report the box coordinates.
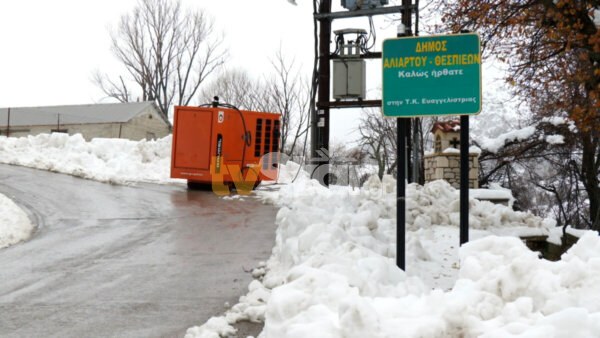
[382,33,482,117]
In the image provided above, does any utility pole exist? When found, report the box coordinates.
[312,0,332,186]
[312,1,415,188]
[6,107,10,137]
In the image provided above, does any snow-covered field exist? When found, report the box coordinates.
[1,133,599,338]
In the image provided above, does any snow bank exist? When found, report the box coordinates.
[187,169,566,338]
[3,134,596,337]
[0,133,180,185]
[0,193,34,249]
[254,175,597,338]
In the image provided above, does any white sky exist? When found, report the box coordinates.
[0,0,402,144]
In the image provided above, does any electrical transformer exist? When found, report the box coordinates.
[333,60,366,100]
[333,29,367,100]
[341,0,389,11]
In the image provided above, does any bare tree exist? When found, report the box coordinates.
[93,74,131,103]
[358,109,397,179]
[358,107,444,182]
[265,49,310,157]
[198,51,311,158]
[95,0,225,121]
[198,69,267,110]
[431,0,600,231]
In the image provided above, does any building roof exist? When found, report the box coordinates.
[431,120,460,134]
[0,101,162,127]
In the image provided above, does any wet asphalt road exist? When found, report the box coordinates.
[0,164,277,338]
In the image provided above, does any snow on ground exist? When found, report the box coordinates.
[0,133,180,249]
[0,192,34,249]
[1,134,599,337]
[187,163,600,338]
[0,133,182,185]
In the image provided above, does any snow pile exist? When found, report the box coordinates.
[184,317,237,338]
[451,233,600,336]
[187,171,565,338]
[261,234,600,337]
[0,133,180,185]
[258,233,600,337]
[255,176,597,337]
[0,193,34,249]
[3,134,597,336]
[364,177,549,234]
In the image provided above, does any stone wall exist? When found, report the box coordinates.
[424,153,479,188]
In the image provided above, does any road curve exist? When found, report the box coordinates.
[0,164,277,338]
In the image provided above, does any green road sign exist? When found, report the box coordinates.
[382,33,482,117]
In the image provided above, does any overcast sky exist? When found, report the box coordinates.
[0,0,406,144]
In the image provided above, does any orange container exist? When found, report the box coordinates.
[170,106,281,190]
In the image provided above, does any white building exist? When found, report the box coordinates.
[0,101,170,141]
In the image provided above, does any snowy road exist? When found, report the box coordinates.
[0,164,277,338]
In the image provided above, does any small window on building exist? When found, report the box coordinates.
[434,135,442,153]
[51,129,68,134]
[146,132,156,140]
[148,114,153,119]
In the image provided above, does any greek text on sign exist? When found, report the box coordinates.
[382,33,482,117]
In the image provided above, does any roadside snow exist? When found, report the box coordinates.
[185,163,599,338]
[0,133,181,185]
[2,133,598,337]
[0,193,33,249]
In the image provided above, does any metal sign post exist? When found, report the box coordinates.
[460,115,469,245]
[395,0,412,271]
[397,118,407,270]
[383,33,482,267]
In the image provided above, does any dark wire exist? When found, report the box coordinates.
[333,33,343,55]
[217,103,251,147]
[198,100,251,182]
[361,16,376,53]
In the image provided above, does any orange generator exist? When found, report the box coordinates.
[170,105,281,191]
